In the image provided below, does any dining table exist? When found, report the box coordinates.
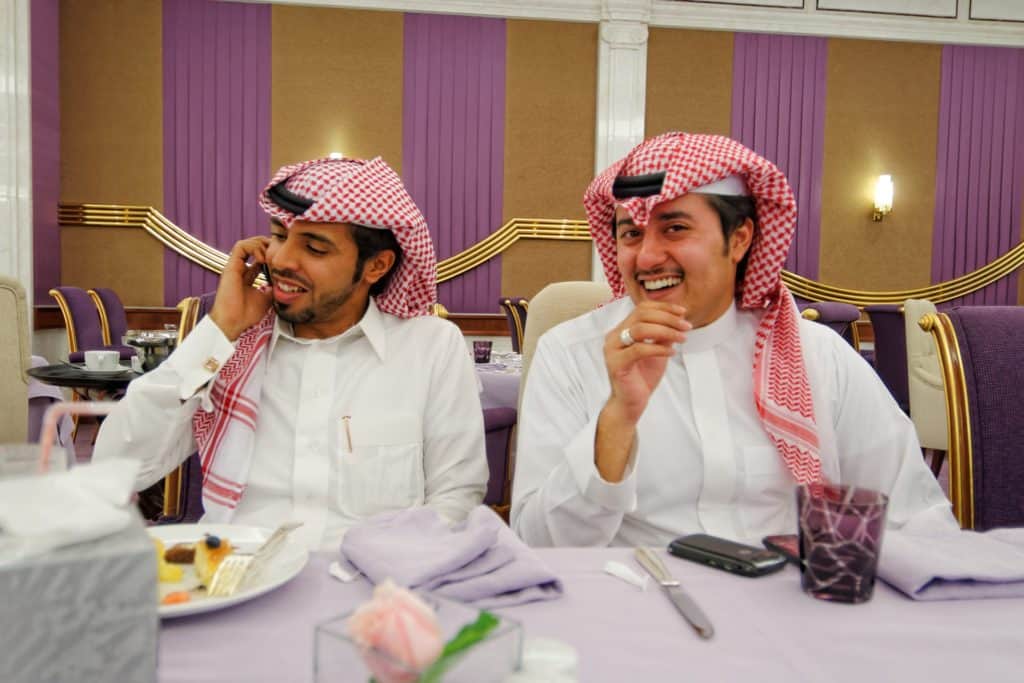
[476,352,522,411]
[158,546,1024,682]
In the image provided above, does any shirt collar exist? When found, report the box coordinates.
[681,302,739,354]
[267,297,388,361]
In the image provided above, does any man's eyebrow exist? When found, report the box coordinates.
[616,215,636,228]
[652,210,695,222]
[296,231,336,248]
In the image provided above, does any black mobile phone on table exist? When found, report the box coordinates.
[762,534,801,566]
[668,533,787,577]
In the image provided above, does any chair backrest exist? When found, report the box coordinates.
[923,306,1024,530]
[483,407,518,520]
[521,281,612,392]
[864,304,909,413]
[498,297,529,353]
[431,302,450,319]
[904,299,947,450]
[0,277,30,442]
[800,302,862,349]
[49,286,106,353]
[88,287,129,346]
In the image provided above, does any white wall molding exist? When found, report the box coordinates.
[0,0,34,309]
[591,0,650,280]
[252,0,1024,46]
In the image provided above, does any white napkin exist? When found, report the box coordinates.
[0,458,141,563]
[878,526,1024,600]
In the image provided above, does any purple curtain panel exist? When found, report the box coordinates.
[731,33,827,281]
[31,0,60,302]
[162,0,271,306]
[402,13,506,314]
[932,45,1024,306]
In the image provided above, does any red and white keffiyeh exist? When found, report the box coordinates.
[193,157,438,519]
[584,132,823,485]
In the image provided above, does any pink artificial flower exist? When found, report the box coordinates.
[347,580,444,683]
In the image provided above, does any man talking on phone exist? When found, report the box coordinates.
[511,133,956,547]
[95,156,487,550]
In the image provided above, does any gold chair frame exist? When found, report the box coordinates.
[499,297,528,351]
[86,289,114,346]
[918,312,973,528]
[161,295,203,519]
[48,287,82,354]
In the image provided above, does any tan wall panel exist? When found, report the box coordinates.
[504,20,597,223]
[500,240,593,300]
[59,227,165,307]
[646,28,733,137]
[819,39,941,291]
[271,7,403,173]
[60,0,163,207]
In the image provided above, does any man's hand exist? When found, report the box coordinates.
[595,302,690,482]
[208,236,274,341]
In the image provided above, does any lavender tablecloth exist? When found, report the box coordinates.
[158,547,1024,682]
[476,363,521,411]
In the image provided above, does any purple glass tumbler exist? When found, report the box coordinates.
[796,484,888,604]
[473,340,492,364]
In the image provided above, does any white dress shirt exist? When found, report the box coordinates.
[95,299,488,551]
[511,297,957,548]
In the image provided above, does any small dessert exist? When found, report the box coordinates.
[194,534,233,587]
[164,543,196,564]
[152,538,184,583]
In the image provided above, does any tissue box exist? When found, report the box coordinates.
[0,511,158,683]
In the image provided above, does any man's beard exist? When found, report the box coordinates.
[273,283,357,326]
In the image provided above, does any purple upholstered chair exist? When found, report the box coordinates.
[88,287,129,347]
[498,297,528,353]
[158,292,218,524]
[483,406,517,520]
[800,302,862,351]
[923,305,1024,530]
[864,304,909,414]
[49,286,136,362]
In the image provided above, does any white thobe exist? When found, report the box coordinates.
[511,298,957,548]
[94,299,488,551]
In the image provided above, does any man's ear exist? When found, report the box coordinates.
[362,249,397,285]
[730,218,755,264]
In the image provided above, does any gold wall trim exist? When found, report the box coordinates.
[59,203,1023,305]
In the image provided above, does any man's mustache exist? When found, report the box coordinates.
[269,268,312,290]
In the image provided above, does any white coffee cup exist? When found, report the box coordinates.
[84,350,120,371]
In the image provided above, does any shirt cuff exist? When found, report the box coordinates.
[564,413,638,512]
[164,315,237,401]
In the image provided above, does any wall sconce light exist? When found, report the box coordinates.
[328,151,344,160]
[872,174,894,221]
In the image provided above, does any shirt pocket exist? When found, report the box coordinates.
[740,445,794,532]
[337,413,425,518]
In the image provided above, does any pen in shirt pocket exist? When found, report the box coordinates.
[341,415,353,453]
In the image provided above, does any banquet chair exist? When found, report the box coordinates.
[49,286,135,362]
[0,276,31,443]
[87,287,129,347]
[498,297,529,353]
[800,302,862,351]
[905,299,947,476]
[483,406,518,522]
[431,302,450,319]
[921,306,1024,530]
[161,292,217,523]
[864,304,909,414]
[521,280,612,395]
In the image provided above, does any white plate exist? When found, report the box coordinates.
[80,366,133,375]
[148,523,310,619]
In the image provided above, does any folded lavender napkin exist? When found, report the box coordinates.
[340,506,563,608]
[878,526,1024,600]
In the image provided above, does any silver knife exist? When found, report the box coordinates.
[635,547,715,639]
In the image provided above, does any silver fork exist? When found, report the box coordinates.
[207,521,303,598]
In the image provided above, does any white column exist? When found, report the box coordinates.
[0,0,34,309]
[592,0,649,281]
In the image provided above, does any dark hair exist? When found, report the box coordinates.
[702,194,757,285]
[350,224,403,296]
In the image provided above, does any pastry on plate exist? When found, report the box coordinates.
[194,534,234,588]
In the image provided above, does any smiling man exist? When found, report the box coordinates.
[95,157,487,551]
[511,133,955,547]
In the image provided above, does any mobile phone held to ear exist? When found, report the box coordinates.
[762,534,800,566]
[668,533,787,577]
